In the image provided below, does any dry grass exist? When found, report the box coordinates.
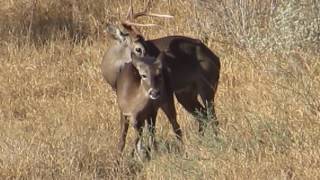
[0,0,319,179]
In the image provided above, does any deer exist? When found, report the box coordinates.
[101,0,220,136]
[116,51,182,160]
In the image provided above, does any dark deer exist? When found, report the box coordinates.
[102,0,220,135]
[116,52,182,160]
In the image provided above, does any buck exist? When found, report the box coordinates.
[101,1,220,135]
[116,52,182,160]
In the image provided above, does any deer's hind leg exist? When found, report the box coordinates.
[198,81,219,134]
[175,85,207,135]
[161,90,182,141]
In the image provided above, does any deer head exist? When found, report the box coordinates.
[131,51,164,100]
[105,0,173,58]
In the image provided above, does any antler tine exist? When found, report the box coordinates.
[126,0,134,20]
[132,11,173,19]
[122,20,160,27]
[143,13,173,18]
[132,0,173,19]
[126,6,132,20]
[122,0,173,28]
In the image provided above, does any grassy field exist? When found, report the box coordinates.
[0,0,319,179]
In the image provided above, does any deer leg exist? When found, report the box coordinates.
[132,118,150,161]
[198,82,219,133]
[161,92,182,141]
[118,113,129,154]
[175,87,206,135]
[146,108,158,151]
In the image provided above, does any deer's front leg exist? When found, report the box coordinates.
[147,108,158,152]
[132,118,150,161]
[118,113,129,154]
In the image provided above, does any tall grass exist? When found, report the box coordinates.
[0,0,319,179]
[196,0,320,54]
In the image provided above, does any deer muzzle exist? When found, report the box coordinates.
[148,89,160,100]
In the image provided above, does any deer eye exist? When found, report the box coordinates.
[135,47,142,54]
[141,74,147,79]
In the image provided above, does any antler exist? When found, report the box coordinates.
[122,0,173,27]
[129,0,173,19]
[122,21,159,27]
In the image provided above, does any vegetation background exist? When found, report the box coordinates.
[0,0,319,179]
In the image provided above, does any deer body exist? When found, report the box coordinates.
[116,53,182,160]
[150,36,220,133]
[102,32,220,133]
[147,35,220,91]
[102,35,220,90]
[103,1,220,140]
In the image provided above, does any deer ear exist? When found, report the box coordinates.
[132,60,144,74]
[105,23,127,42]
[131,52,140,66]
[154,53,164,69]
[121,23,141,36]
[120,23,133,32]
[131,52,148,74]
[158,51,173,72]
[157,51,166,60]
[163,50,175,59]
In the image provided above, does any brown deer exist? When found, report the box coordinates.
[116,51,182,160]
[101,1,220,134]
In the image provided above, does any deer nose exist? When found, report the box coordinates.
[148,89,160,100]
